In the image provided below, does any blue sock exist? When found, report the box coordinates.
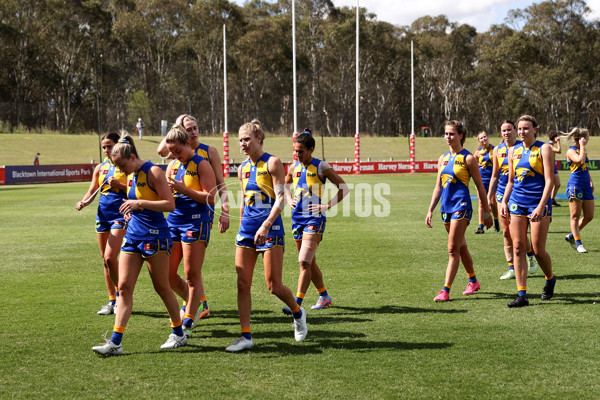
[478,224,484,229]
[518,289,527,298]
[576,239,583,246]
[202,300,209,310]
[173,325,184,337]
[468,275,477,283]
[242,332,252,340]
[526,251,534,257]
[110,331,123,346]
[292,309,303,320]
[319,289,329,297]
[546,276,556,285]
[442,286,450,293]
[509,265,515,271]
[567,233,574,240]
[494,219,500,229]
[183,318,193,329]
[109,299,116,305]
[295,297,303,307]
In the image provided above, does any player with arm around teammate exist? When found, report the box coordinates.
[564,128,594,254]
[164,125,217,336]
[226,120,307,352]
[426,121,493,302]
[281,130,349,315]
[76,132,127,315]
[501,115,556,308]
[92,135,185,356]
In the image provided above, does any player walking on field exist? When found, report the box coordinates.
[564,128,594,254]
[281,129,348,315]
[487,120,538,280]
[164,125,217,336]
[76,132,127,316]
[92,135,186,356]
[426,120,493,302]
[501,115,556,308]
[473,131,500,234]
[158,114,230,320]
[226,120,307,352]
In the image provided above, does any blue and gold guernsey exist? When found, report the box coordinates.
[126,161,170,240]
[510,140,548,208]
[167,154,214,225]
[97,159,128,223]
[194,143,210,162]
[496,140,522,197]
[567,145,590,187]
[290,158,327,227]
[477,146,494,187]
[237,153,283,240]
[439,148,472,214]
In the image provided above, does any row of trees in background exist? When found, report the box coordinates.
[1,0,599,137]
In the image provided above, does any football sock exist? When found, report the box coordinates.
[575,236,582,246]
[567,233,574,240]
[291,305,302,319]
[111,325,125,345]
[317,286,329,297]
[478,223,484,229]
[241,327,252,340]
[171,320,184,337]
[295,292,305,307]
[183,313,194,329]
[494,219,500,230]
[518,286,527,298]
[109,294,116,306]
[467,272,477,283]
[200,296,208,311]
[508,262,515,271]
[442,285,451,293]
[545,275,556,285]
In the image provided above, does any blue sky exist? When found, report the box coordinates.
[232,0,600,32]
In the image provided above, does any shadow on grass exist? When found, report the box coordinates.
[559,274,600,280]
[135,335,454,357]
[331,305,468,314]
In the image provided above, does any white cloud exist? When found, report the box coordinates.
[231,0,600,32]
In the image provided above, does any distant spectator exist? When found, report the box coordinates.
[135,118,145,140]
[34,153,40,166]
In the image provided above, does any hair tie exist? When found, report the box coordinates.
[118,138,129,144]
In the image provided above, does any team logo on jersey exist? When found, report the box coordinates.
[257,170,267,176]
[114,220,123,227]
[308,225,317,231]
[128,180,133,187]
[244,172,251,179]
[441,174,456,188]
[171,168,178,176]
[510,203,518,212]
[577,192,583,199]
[295,171,302,177]
[515,168,535,182]
[186,230,198,238]
[144,243,156,251]
[101,170,108,175]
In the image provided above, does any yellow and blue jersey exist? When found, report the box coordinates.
[496,140,521,196]
[439,148,472,214]
[97,159,127,222]
[567,145,591,187]
[126,161,170,240]
[510,140,547,208]
[477,146,494,186]
[290,158,327,226]
[237,153,284,240]
[194,143,210,163]
[167,154,214,226]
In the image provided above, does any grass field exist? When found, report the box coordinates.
[2,171,600,399]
